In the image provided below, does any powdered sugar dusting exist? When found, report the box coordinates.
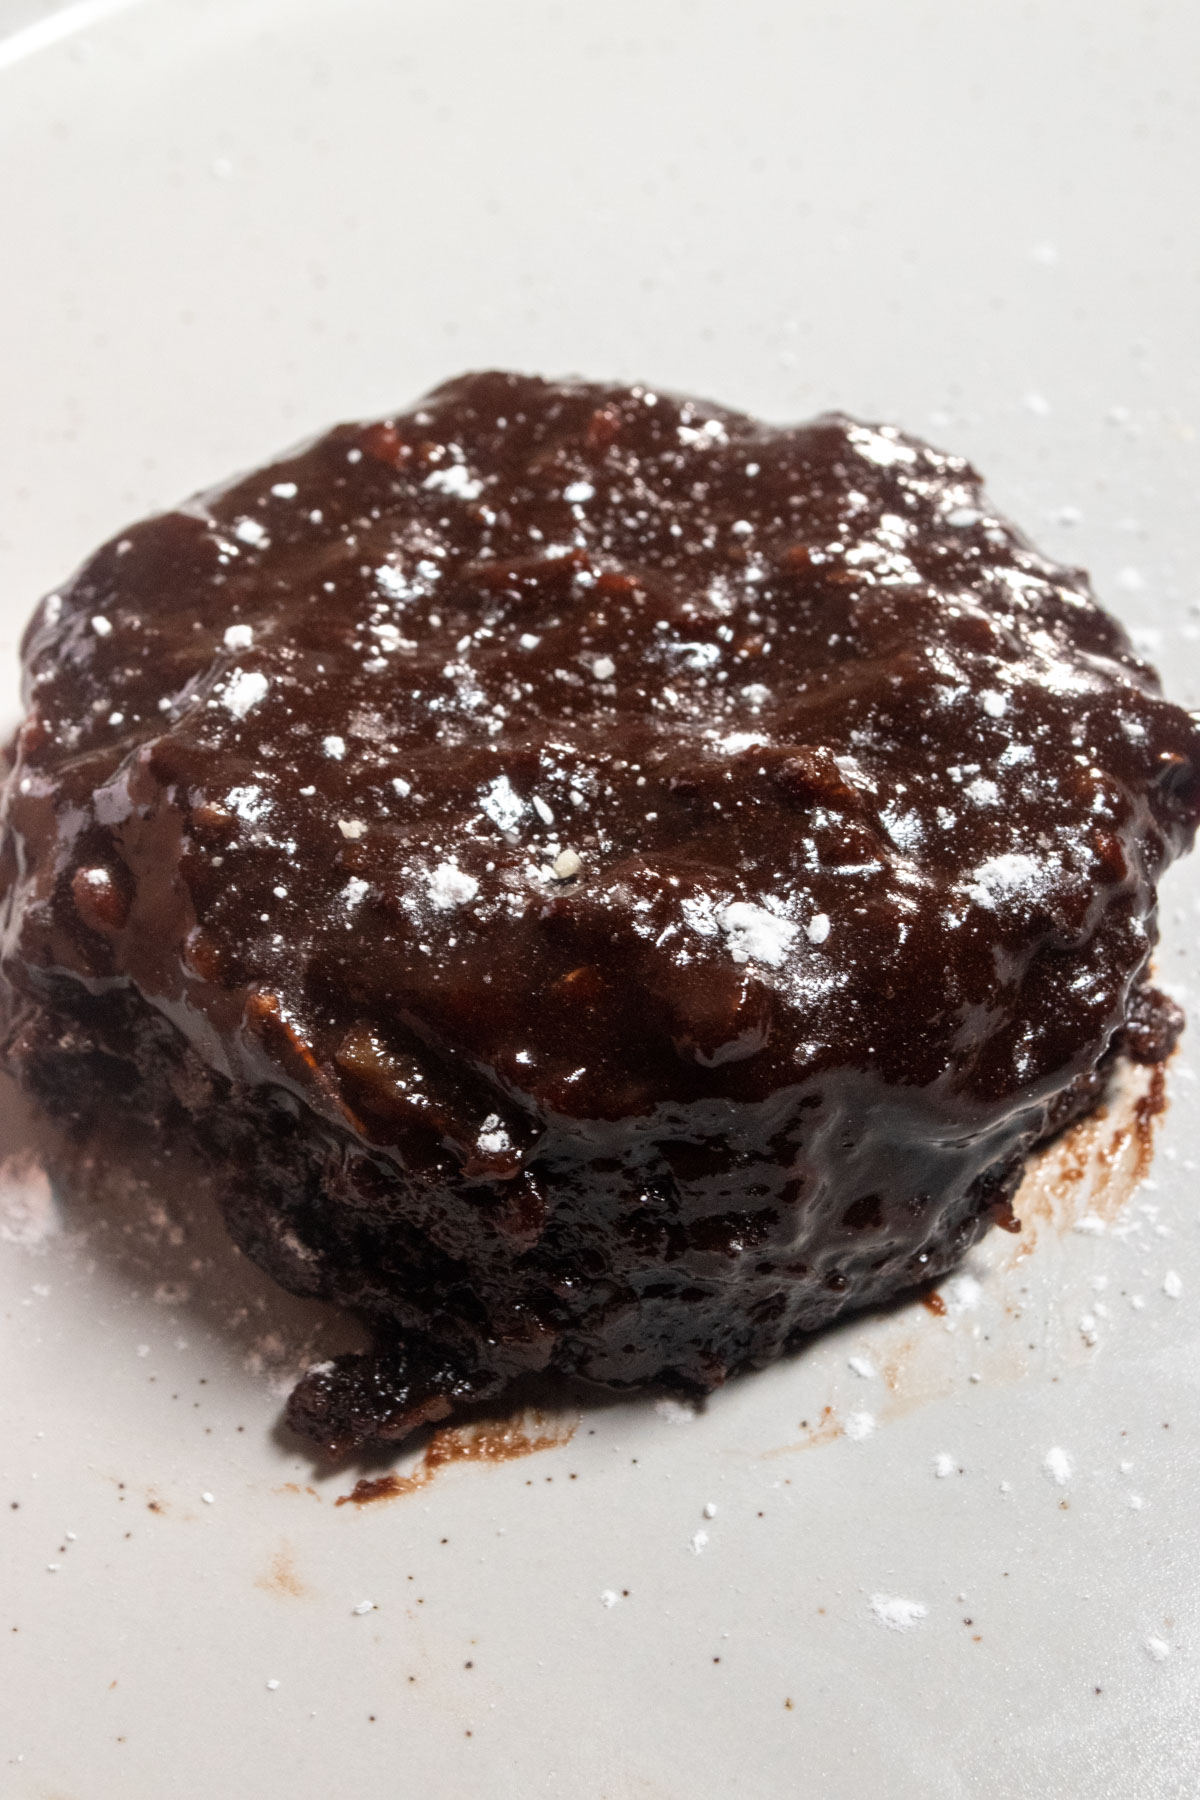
[427,862,479,909]
[655,1398,696,1424]
[0,1153,58,1247]
[806,912,831,946]
[965,852,1045,909]
[716,901,798,967]
[1043,1446,1073,1487]
[220,669,269,719]
[870,1594,928,1631]
[424,462,483,501]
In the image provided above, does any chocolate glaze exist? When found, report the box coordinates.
[2,371,1198,1453]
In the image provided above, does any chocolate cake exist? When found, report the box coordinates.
[2,371,1197,1454]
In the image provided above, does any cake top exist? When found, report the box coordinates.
[6,372,1198,1155]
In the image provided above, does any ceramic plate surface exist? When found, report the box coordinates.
[2,3,1200,1794]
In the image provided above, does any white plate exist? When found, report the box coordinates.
[2,3,1199,1794]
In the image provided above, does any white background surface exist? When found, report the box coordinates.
[1,2,1199,1795]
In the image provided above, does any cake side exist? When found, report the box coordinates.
[0,963,1181,1453]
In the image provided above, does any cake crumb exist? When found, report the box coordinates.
[552,847,583,881]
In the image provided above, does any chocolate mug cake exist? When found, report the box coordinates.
[2,372,1195,1452]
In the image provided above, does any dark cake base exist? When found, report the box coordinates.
[4,974,1179,1454]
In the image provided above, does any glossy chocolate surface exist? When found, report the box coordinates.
[3,372,1198,1449]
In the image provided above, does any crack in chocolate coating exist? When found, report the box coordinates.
[2,371,1198,1454]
